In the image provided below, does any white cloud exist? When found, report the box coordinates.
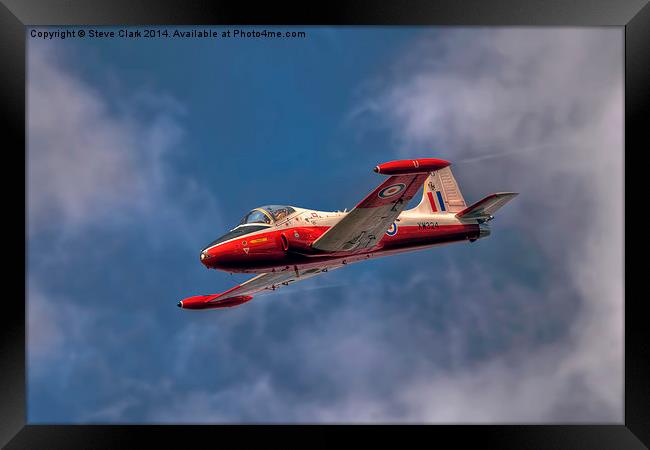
[147,376,282,423]
[26,41,225,416]
[27,282,103,378]
[27,41,221,246]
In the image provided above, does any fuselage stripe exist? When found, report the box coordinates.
[436,191,446,211]
[427,191,437,212]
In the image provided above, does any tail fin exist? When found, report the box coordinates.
[456,192,518,221]
[411,165,467,214]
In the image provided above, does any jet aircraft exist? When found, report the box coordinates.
[179,158,517,310]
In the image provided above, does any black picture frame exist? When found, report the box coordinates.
[2,0,647,448]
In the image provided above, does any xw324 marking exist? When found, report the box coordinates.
[417,221,439,230]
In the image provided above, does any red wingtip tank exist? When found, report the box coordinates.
[374,158,450,175]
[178,294,253,310]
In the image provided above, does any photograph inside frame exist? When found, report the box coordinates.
[26,25,623,424]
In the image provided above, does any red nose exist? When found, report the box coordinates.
[200,248,220,268]
[200,250,210,266]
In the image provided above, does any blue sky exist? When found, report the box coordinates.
[27,26,623,423]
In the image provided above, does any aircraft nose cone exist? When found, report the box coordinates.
[200,250,213,267]
[200,248,225,268]
[177,301,183,308]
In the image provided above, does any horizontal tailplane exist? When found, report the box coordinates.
[456,192,518,221]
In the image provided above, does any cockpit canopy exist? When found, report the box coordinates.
[204,205,297,250]
[238,205,296,225]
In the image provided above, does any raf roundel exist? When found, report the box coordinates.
[378,183,406,199]
[385,222,398,236]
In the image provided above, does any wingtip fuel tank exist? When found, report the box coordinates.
[374,158,450,175]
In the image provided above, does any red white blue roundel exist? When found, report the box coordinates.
[378,183,405,199]
[385,222,398,236]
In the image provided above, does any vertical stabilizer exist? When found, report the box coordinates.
[411,165,466,214]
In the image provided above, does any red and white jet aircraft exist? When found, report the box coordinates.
[179,158,517,310]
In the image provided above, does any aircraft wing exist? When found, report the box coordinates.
[179,265,341,309]
[311,173,429,252]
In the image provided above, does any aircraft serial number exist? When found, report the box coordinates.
[417,222,439,230]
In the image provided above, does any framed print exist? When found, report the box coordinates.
[2,0,647,447]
